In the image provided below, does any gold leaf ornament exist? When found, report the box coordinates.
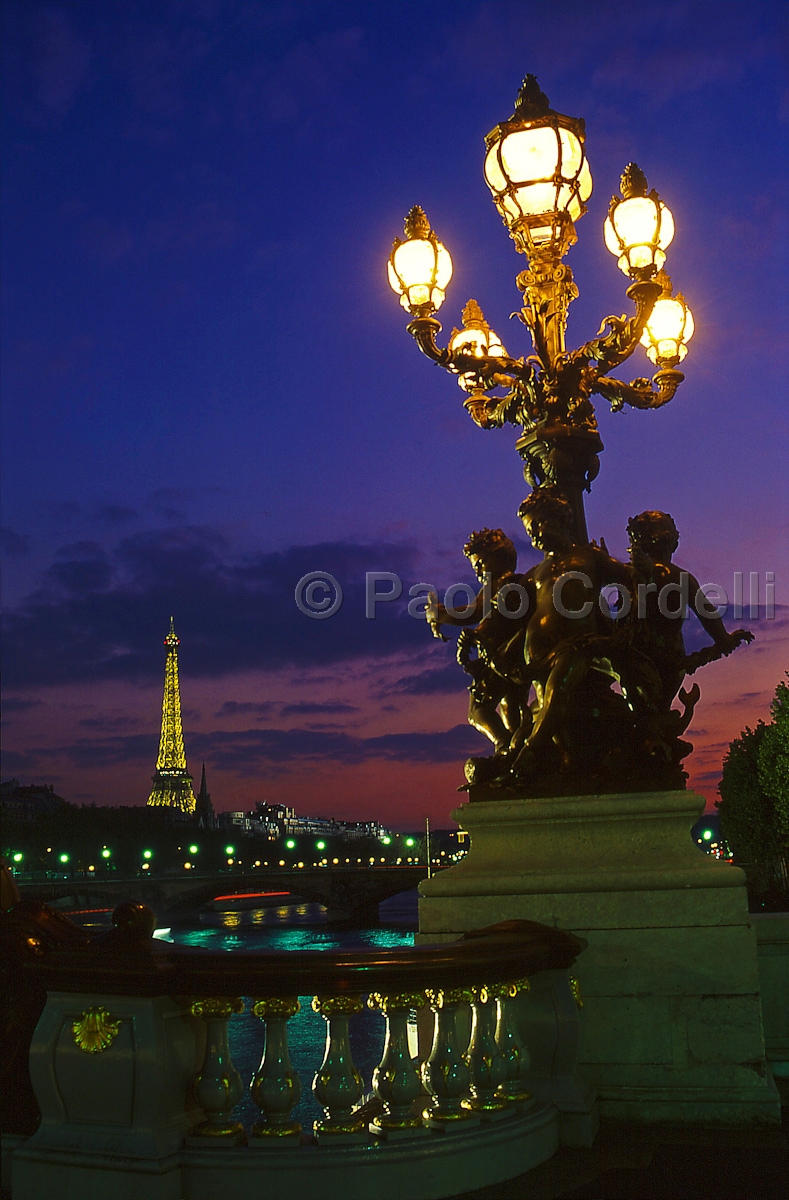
[367,991,427,1014]
[425,986,477,1009]
[311,994,364,1017]
[72,1007,122,1054]
[190,997,244,1018]
[252,997,300,1020]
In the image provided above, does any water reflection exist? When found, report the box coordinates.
[167,902,415,1127]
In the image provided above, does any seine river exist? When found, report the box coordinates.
[154,892,418,1129]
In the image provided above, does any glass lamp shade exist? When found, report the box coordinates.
[449,299,505,391]
[484,76,591,257]
[604,163,674,278]
[388,206,452,314]
[641,280,693,364]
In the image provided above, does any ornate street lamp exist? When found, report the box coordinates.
[388,75,693,543]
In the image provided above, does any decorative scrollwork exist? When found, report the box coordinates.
[484,977,530,999]
[596,367,684,412]
[312,995,364,1017]
[425,986,477,1009]
[368,991,427,1014]
[252,997,300,1020]
[190,997,244,1018]
[72,1007,122,1054]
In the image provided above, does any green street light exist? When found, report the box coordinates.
[381,836,392,845]
[189,844,199,855]
[59,853,70,864]
[143,849,153,860]
[225,845,235,856]
[101,849,111,859]
[316,840,326,851]
[702,830,713,841]
[405,837,415,847]
[12,852,23,863]
[285,839,296,850]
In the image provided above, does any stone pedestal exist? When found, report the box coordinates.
[419,790,781,1125]
[13,993,201,1200]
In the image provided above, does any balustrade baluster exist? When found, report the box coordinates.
[367,991,429,1138]
[188,997,245,1144]
[421,987,478,1127]
[250,997,302,1142]
[494,978,533,1102]
[311,995,367,1141]
[462,985,510,1115]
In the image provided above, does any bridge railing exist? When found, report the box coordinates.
[3,902,598,1200]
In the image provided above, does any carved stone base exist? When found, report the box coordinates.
[12,993,201,1200]
[418,790,781,1126]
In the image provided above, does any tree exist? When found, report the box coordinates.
[758,675,789,851]
[717,673,789,891]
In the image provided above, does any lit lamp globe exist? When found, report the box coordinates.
[604,163,674,280]
[483,74,592,259]
[641,273,694,366]
[449,299,506,389]
[388,205,453,315]
[449,299,506,424]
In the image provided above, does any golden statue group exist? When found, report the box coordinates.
[426,497,751,796]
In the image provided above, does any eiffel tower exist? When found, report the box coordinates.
[147,617,196,814]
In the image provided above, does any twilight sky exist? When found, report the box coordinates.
[2,0,787,828]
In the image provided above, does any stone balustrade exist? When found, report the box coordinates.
[1,905,598,1200]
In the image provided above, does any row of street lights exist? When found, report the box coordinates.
[6,835,442,878]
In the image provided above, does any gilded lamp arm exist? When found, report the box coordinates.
[461,388,520,429]
[595,367,685,412]
[570,279,662,376]
[406,316,451,366]
[406,316,529,384]
[406,311,535,429]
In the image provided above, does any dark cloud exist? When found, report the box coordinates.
[682,605,784,653]
[694,769,724,784]
[385,662,465,697]
[32,722,481,776]
[37,733,155,769]
[0,748,38,773]
[79,715,141,731]
[0,527,30,558]
[146,488,189,522]
[279,702,359,717]
[193,723,481,773]
[2,697,43,714]
[95,504,139,527]
[214,701,278,719]
[2,524,428,687]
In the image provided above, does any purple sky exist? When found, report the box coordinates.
[2,0,787,827]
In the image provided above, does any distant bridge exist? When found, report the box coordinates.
[17,865,440,924]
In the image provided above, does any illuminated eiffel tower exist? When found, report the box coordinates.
[147,617,196,814]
